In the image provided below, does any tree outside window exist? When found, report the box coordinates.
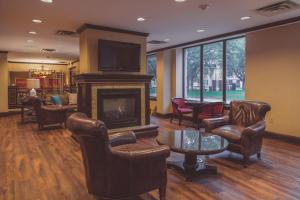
[184,46,201,100]
[183,37,246,103]
[147,54,157,97]
[226,37,246,102]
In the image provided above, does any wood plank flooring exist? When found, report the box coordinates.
[0,115,300,200]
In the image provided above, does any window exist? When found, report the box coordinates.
[226,37,246,102]
[183,37,246,103]
[184,46,201,100]
[147,54,157,97]
[203,42,223,102]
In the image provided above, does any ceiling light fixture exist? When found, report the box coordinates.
[41,0,53,3]
[164,38,170,42]
[175,0,186,2]
[32,19,42,23]
[197,29,205,33]
[27,40,34,43]
[29,31,37,35]
[137,17,146,22]
[199,4,209,10]
[240,16,251,20]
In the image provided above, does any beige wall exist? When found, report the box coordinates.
[156,50,172,114]
[79,29,147,74]
[0,53,8,113]
[246,22,300,137]
[154,48,183,114]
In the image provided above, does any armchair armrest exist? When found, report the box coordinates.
[242,121,266,137]
[111,144,170,161]
[202,116,230,132]
[109,131,137,147]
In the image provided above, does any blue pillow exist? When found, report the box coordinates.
[51,95,62,105]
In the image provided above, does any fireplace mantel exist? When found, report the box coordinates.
[75,73,153,128]
[75,73,153,83]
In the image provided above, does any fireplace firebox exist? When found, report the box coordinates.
[97,89,141,129]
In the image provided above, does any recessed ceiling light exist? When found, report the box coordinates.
[164,38,170,42]
[175,0,186,2]
[197,29,205,33]
[29,31,37,35]
[240,16,251,20]
[27,40,34,43]
[41,0,53,3]
[137,17,146,22]
[32,19,42,23]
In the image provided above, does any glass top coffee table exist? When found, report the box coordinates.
[157,129,229,181]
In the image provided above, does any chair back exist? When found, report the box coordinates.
[66,113,110,195]
[212,102,224,116]
[230,101,271,127]
[171,98,186,113]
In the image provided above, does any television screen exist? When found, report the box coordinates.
[98,39,141,72]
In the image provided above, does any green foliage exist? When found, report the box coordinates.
[147,55,157,78]
[185,37,246,98]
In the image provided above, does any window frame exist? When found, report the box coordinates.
[146,53,157,99]
[183,35,245,103]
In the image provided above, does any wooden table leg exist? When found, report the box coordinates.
[167,153,218,181]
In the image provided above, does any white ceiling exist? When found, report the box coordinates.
[0,0,299,63]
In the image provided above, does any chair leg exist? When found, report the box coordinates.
[159,185,166,200]
[179,116,182,126]
[243,155,249,168]
[257,152,261,160]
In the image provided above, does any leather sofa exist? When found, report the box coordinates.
[31,97,76,130]
[203,100,271,166]
[66,113,170,200]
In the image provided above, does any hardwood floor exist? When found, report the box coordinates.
[0,115,300,200]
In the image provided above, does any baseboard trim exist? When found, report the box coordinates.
[0,111,20,117]
[265,131,300,146]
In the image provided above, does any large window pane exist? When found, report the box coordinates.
[226,37,246,102]
[147,54,157,97]
[203,42,223,102]
[184,46,201,100]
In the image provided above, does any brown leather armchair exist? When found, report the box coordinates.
[203,101,271,166]
[66,113,170,200]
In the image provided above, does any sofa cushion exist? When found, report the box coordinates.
[68,93,77,105]
[212,125,245,142]
[59,94,69,105]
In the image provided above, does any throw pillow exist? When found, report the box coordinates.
[51,95,62,105]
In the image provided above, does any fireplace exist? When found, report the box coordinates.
[97,89,141,129]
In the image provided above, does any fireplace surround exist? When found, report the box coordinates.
[75,73,153,131]
[97,88,141,129]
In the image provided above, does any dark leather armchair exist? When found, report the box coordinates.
[32,97,75,130]
[203,101,271,166]
[66,113,170,200]
[170,98,193,125]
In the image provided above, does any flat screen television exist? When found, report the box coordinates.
[98,39,141,72]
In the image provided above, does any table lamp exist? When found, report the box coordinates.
[27,79,40,96]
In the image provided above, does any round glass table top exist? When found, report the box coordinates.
[157,129,229,155]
